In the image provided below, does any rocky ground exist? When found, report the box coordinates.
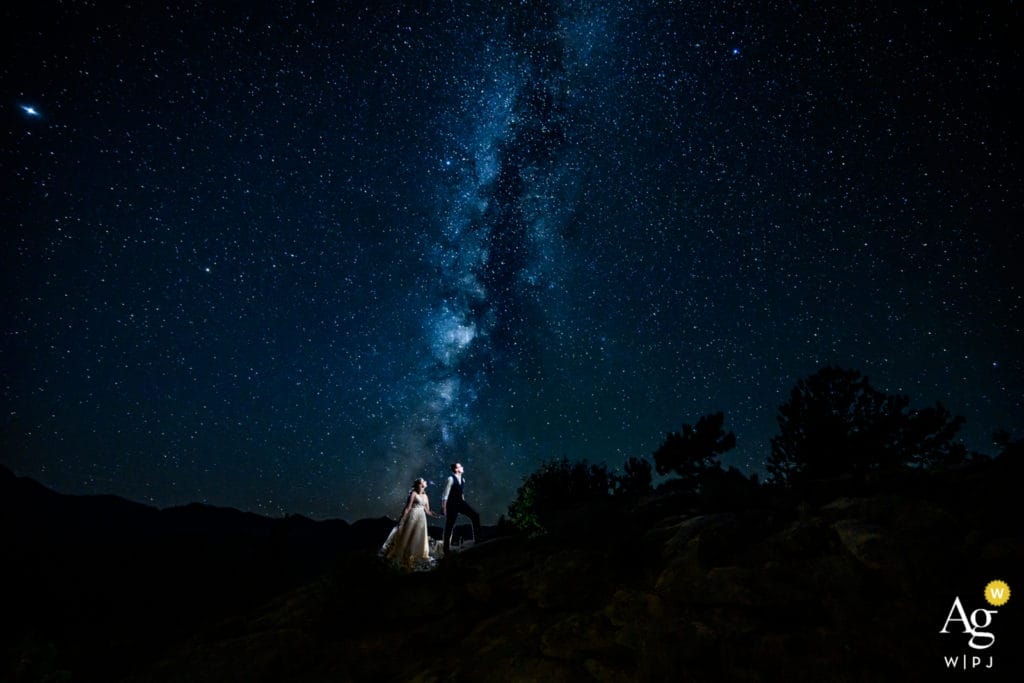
[113,456,1022,682]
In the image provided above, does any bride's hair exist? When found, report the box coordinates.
[411,477,427,492]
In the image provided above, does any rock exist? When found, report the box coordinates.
[659,513,739,558]
[540,613,614,659]
[524,549,610,610]
[832,519,893,571]
[767,518,841,559]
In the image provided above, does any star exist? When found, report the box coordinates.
[0,0,1019,525]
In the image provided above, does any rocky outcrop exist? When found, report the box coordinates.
[111,458,1022,682]
[4,458,1022,681]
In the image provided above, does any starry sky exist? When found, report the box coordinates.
[2,1,1021,522]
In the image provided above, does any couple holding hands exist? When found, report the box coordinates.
[380,462,481,569]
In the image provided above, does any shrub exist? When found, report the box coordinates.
[507,457,613,532]
[614,456,653,496]
[767,366,966,485]
[652,412,736,487]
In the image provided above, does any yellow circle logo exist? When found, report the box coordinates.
[985,580,1011,607]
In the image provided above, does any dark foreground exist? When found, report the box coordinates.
[2,458,1022,682]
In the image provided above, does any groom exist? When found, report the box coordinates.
[441,462,481,554]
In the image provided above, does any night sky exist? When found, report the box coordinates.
[3,1,1021,523]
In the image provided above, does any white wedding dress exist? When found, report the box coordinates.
[380,492,433,569]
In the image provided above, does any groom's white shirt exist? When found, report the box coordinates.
[441,474,461,504]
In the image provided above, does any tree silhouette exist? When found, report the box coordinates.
[652,412,736,484]
[614,456,653,496]
[507,457,613,532]
[767,366,967,485]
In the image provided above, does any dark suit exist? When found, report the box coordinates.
[443,474,481,552]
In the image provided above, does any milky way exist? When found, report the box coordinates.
[2,1,1021,522]
[391,5,611,498]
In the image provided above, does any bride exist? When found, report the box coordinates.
[380,478,441,569]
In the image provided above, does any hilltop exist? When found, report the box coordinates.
[4,456,1021,681]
